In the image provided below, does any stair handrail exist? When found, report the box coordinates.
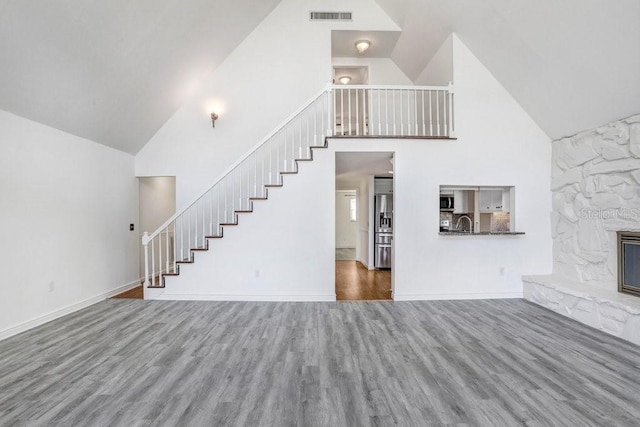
[142,83,333,246]
[142,81,456,246]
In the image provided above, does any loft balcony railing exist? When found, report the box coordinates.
[332,83,455,138]
[141,83,454,296]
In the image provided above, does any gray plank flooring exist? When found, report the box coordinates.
[1,299,640,426]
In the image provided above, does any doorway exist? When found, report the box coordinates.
[335,152,394,300]
[137,177,176,294]
[335,190,358,261]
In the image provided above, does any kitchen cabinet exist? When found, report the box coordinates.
[375,178,393,194]
[479,189,509,212]
[453,190,473,214]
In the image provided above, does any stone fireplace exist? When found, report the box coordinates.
[618,231,640,296]
[523,113,640,346]
[550,114,640,289]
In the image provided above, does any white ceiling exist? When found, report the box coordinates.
[331,30,401,58]
[0,0,281,154]
[336,152,393,184]
[374,0,640,139]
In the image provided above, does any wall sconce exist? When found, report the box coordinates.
[338,76,351,85]
[210,112,219,128]
[355,40,371,54]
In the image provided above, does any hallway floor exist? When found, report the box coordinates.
[335,260,391,301]
[111,285,143,299]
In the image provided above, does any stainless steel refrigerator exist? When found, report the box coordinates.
[374,193,393,269]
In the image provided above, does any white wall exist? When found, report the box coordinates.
[415,34,453,86]
[136,0,399,207]
[138,176,176,276]
[155,155,337,301]
[150,35,552,301]
[332,57,412,85]
[0,110,139,339]
[335,190,358,248]
[139,177,176,234]
[388,34,552,299]
[358,178,371,267]
[337,178,371,265]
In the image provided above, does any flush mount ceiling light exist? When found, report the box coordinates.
[355,40,371,54]
[338,76,352,85]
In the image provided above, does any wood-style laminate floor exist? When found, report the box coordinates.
[2,299,640,426]
[336,260,391,301]
[111,285,143,299]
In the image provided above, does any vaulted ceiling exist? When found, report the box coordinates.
[0,0,281,154]
[0,0,638,154]
[374,0,640,139]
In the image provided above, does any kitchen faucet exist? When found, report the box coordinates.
[455,215,473,232]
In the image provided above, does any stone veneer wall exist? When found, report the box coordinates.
[551,114,640,288]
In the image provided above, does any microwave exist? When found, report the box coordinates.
[440,195,454,211]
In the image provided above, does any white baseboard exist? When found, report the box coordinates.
[393,291,523,301]
[153,293,337,302]
[0,279,141,342]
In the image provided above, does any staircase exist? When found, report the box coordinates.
[141,83,455,298]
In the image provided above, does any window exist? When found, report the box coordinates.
[350,198,357,222]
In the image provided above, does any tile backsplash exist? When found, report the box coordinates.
[441,211,509,232]
[492,212,510,232]
[450,213,475,231]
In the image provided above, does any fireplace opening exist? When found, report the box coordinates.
[618,231,640,296]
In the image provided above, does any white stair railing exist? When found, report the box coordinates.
[141,83,454,294]
[142,87,333,291]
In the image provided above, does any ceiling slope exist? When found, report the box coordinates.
[375,0,640,139]
[0,0,282,153]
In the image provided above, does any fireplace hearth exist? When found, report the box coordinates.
[618,232,640,296]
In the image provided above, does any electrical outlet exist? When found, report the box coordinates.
[130,224,135,231]
[49,281,55,292]
[499,267,505,276]
[255,270,260,278]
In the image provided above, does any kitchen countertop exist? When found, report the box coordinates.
[439,231,525,236]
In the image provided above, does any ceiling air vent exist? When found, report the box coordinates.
[310,11,352,21]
